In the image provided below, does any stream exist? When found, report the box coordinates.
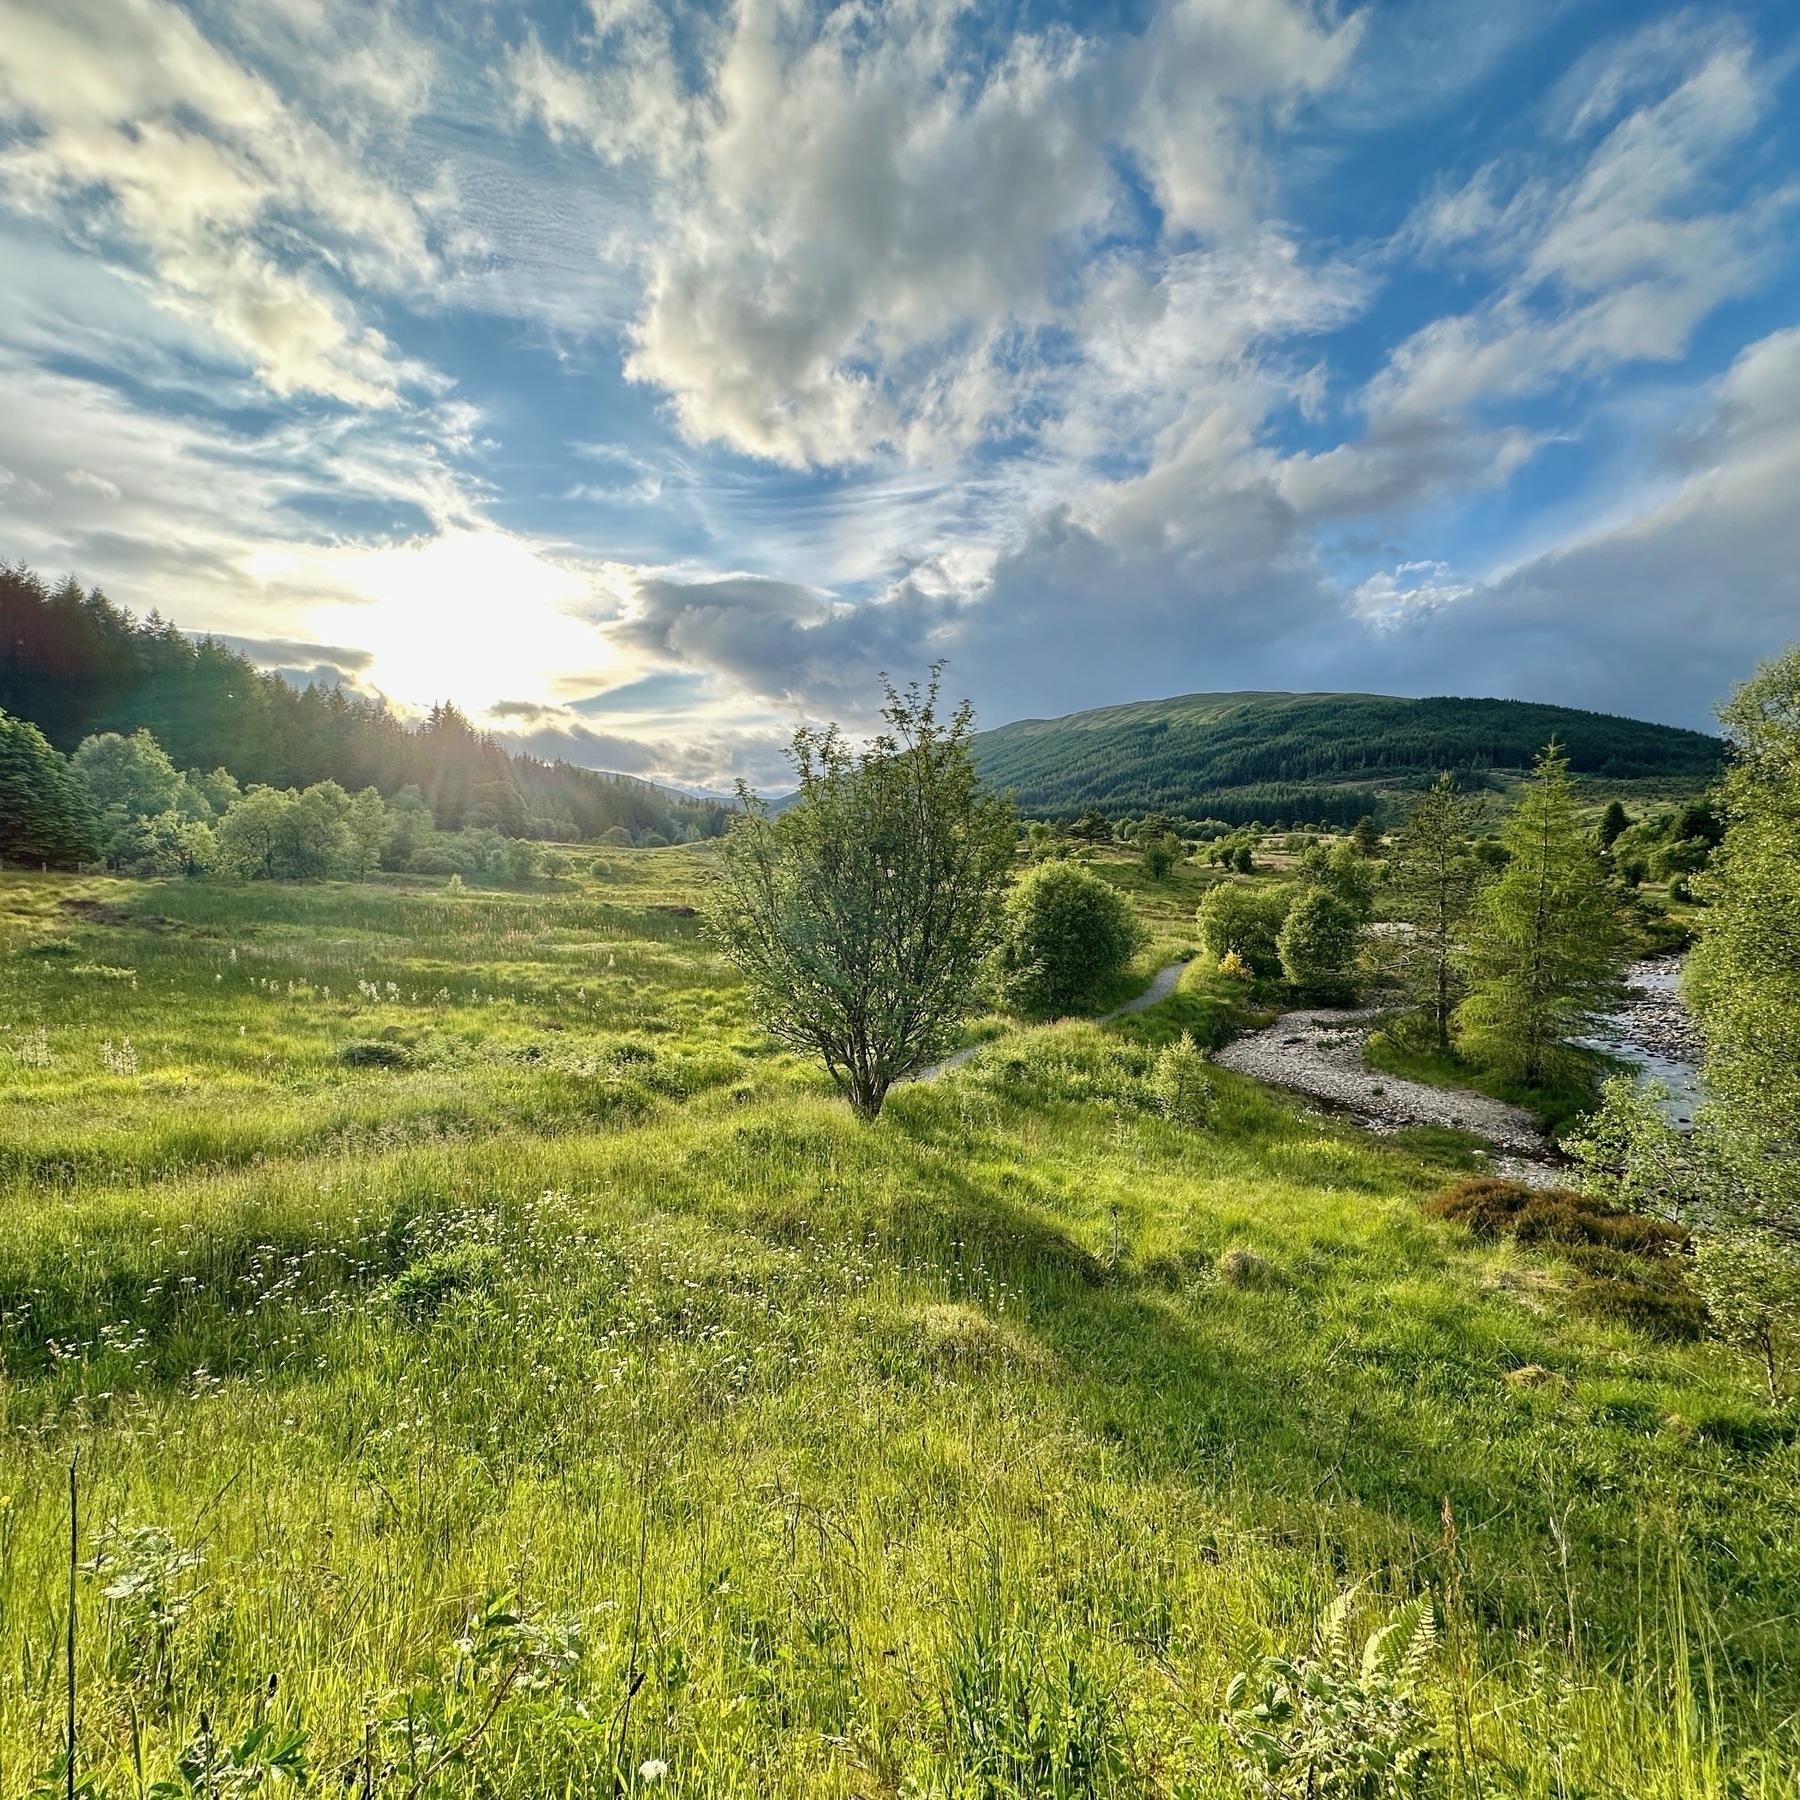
[1578,956,1706,1127]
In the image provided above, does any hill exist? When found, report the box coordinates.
[973,690,1727,826]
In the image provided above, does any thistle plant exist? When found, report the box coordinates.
[1223,1591,1438,1799]
[83,1522,205,1690]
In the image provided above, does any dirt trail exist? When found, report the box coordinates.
[914,960,1191,1081]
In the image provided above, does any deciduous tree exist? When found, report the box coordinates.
[998,860,1143,1017]
[707,674,1015,1121]
[1686,644,1800,1223]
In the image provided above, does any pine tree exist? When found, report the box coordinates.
[0,707,101,867]
[1455,742,1627,1084]
[1597,799,1630,849]
[1383,774,1487,1048]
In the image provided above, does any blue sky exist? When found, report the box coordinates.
[1,0,1797,786]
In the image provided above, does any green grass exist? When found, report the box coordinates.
[0,865,1795,1797]
[1362,1026,1611,1138]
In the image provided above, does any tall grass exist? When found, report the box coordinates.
[0,867,1793,1795]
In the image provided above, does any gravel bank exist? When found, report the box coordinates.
[1608,956,1705,1062]
[1211,1007,1550,1154]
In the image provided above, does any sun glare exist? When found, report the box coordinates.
[292,530,614,718]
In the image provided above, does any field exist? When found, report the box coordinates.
[0,856,1796,1798]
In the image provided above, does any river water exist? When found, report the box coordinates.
[1577,956,1706,1127]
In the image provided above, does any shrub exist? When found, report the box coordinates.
[599,826,632,846]
[1424,1178,1689,1257]
[1278,888,1362,1003]
[1197,882,1293,978]
[1693,1230,1800,1401]
[998,861,1144,1018]
[1428,1178,1701,1339]
[340,1040,410,1068]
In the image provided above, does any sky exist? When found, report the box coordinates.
[1,0,1798,788]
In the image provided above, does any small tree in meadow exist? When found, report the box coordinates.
[1140,830,1181,879]
[998,860,1144,1017]
[1383,774,1488,1048]
[1456,743,1626,1085]
[707,673,1015,1120]
[1692,1231,1800,1403]
[1278,889,1362,1004]
[1198,882,1292,978]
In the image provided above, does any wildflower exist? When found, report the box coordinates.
[638,1760,669,1783]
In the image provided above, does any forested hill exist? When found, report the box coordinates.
[974,690,1726,826]
[0,564,730,843]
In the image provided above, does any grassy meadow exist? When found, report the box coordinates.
[0,855,1796,1797]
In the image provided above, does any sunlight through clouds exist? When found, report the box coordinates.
[261,531,618,718]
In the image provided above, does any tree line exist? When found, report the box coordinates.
[0,564,730,859]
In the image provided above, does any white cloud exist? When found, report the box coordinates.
[1374,25,1787,420]
[1349,561,1474,629]
[513,0,1360,472]
[0,0,437,403]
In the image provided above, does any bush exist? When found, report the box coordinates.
[599,826,632,846]
[998,861,1144,1017]
[1277,888,1362,1003]
[1427,1177,1701,1339]
[1424,1178,1689,1257]
[1197,882,1293,978]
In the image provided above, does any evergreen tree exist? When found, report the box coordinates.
[1456,742,1626,1084]
[0,707,101,867]
[1351,814,1382,857]
[1383,774,1488,1048]
[1597,799,1630,849]
[708,675,1015,1121]
[1686,645,1800,1222]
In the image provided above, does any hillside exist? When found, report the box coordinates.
[974,690,1727,825]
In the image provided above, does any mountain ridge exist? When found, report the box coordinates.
[972,688,1725,825]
